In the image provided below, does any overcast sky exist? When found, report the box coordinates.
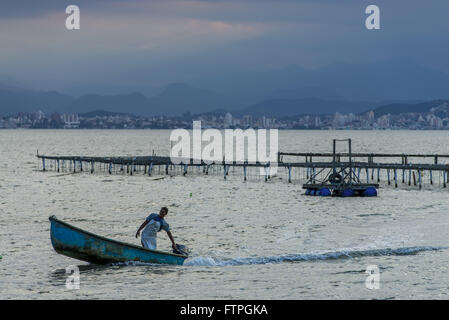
[1,0,449,95]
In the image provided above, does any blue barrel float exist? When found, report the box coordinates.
[305,187,376,197]
[341,189,355,197]
[318,187,331,196]
[363,186,377,197]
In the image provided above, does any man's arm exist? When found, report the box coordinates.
[166,230,176,249]
[135,220,149,238]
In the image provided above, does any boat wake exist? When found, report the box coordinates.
[183,246,446,267]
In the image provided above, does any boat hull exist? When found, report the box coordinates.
[49,216,186,265]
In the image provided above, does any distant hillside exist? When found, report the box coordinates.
[2,58,449,117]
[238,98,378,117]
[149,83,258,115]
[146,83,238,116]
[79,110,136,118]
[371,100,449,118]
[194,58,449,102]
[0,87,73,116]
[0,82,244,117]
[63,92,149,115]
[62,83,246,117]
[264,86,344,101]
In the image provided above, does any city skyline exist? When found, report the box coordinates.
[3,99,449,130]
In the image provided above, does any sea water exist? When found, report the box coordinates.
[0,129,448,299]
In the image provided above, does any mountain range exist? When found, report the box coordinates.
[190,57,449,102]
[1,58,449,117]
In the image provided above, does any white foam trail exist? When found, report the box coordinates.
[111,261,163,267]
[184,246,446,267]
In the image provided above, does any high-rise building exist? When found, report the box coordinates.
[62,113,80,128]
[224,112,233,127]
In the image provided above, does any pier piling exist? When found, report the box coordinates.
[444,171,447,188]
[418,169,422,189]
[394,168,398,188]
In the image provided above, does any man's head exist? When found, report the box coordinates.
[159,207,168,218]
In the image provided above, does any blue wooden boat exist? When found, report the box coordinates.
[49,215,187,265]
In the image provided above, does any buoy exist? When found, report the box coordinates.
[329,173,343,184]
[318,187,331,196]
[341,189,354,197]
[363,187,377,197]
[310,189,316,196]
[305,189,311,195]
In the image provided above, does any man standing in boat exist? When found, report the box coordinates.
[135,207,176,251]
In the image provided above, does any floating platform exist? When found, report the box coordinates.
[303,184,379,197]
[301,139,379,197]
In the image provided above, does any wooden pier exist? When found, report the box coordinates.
[36,148,449,189]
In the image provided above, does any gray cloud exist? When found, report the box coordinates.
[0,0,448,94]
